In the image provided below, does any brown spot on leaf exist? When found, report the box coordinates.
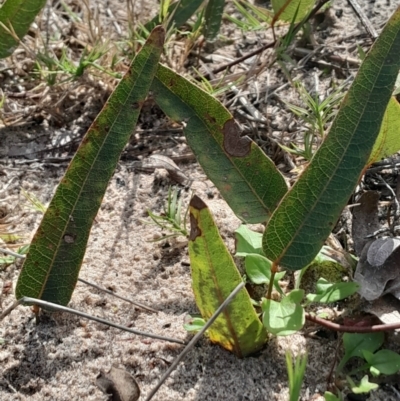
[189,196,207,241]
[190,195,207,210]
[81,136,90,146]
[189,212,202,241]
[148,25,165,47]
[205,113,217,125]
[131,101,143,110]
[89,121,100,133]
[63,234,76,244]
[222,119,251,157]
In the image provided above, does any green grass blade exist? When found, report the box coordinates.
[152,64,288,223]
[203,0,225,40]
[263,7,400,270]
[15,26,165,306]
[188,195,268,357]
[0,0,46,59]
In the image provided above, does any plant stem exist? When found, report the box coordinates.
[266,263,278,299]
[306,313,400,333]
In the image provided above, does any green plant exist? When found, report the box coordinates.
[1,2,400,399]
[34,42,120,86]
[281,80,347,160]
[0,245,28,267]
[146,186,189,240]
[327,332,400,396]
[20,188,47,213]
[324,391,343,401]
[346,375,378,394]
[286,351,308,401]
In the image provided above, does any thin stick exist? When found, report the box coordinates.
[0,297,186,344]
[144,282,245,401]
[211,41,276,75]
[0,248,24,258]
[0,298,24,321]
[210,0,331,76]
[77,278,158,313]
[347,0,378,39]
[0,251,158,313]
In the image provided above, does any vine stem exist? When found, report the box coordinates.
[305,313,400,333]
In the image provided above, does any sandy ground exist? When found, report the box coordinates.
[1,1,400,400]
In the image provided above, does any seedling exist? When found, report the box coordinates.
[0,245,28,267]
[146,186,189,240]
[328,331,400,396]
[346,375,378,394]
[34,42,119,86]
[21,188,47,213]
[286,350,308,401]
[281,79,348,160]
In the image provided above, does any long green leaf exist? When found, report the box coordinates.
[145,0,204,32]
[152,64,288,223]
[0,0,47,59]
[15,26,165,306]
[263,7,400,270]
[271,0,315,23]
[203,0,225,40]
[188,195,267,357]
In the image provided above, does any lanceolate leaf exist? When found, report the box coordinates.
[263,7,400,271]
[144,0,204,32]
[203,0,225,40]
[152,64,288,223]
[0,0,47,59]
[15,26,165,306]
[271,0,315,23]
[368,97,400,164]
[188,195,267,357]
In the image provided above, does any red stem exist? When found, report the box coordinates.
[306,313,400,333]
